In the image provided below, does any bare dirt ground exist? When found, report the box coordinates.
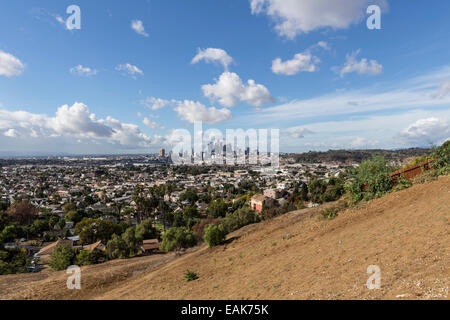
[1,176,449,300]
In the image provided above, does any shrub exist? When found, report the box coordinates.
[121,227,141,257]
[221,207,260,234]
[106,234,129,259]
[75,248,105,265]
[184,270,199,282]
[0,248,30,275]
[160,227,196,252]
[75,218,122,244]
[206,199,229,218]
[135,219,158,242]
[203,224,226,247]
[393,175,413,191]
[347,156,393,203]
[320,200,349,220]
[49,244,74,271]
[431,141,449,175]
[321,207,338,220]
[192,216,221,242]
[75,250,92,266]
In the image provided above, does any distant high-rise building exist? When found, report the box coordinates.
[159,148,165,157]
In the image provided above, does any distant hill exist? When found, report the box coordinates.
[283,148,431,164]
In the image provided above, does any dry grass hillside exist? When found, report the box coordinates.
[0,175,448,300]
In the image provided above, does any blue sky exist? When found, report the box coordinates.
[0,0,449,155]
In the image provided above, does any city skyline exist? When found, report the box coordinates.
[0,0,449,155]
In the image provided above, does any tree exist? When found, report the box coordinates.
[7,201,38,226]
[431,141,449,175]
[322,177,345,202]
[28,219,49,238]
[180,189,198,205]
[308,179,326,204]
[65,210,83,224]
[0,225,18,243]
[192,216,221,242]
[206,199,228,218]
[300,183,308,201]
[74,218,122,244]
[135,219,158,241]
[49,244,74,271]
[160,227,196,252]
[122,227,140,257]
[75,250,92,266]
[106,234,128,259]
[0,248,29,275]
[203,224,226,247]
[222,206,260,234]
[63,203,77,214]
[348,156,393,203]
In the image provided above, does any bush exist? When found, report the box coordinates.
[192,216,221,242]
[203,224,227,247]
[184,270,199,282]
[106,234,129,259]
[347,156,393,203]
[135,219,158,241]
[75,250,92,266]
[321,207,338,220]
[206,199,229,218]
[222,207,260,233]
[0,248,30,275]
[122,227,141,257]
[431,141,449,175]
[392,175,413,191]
[49,244,74,271]
[160,227,196,252]
[75,248,106,265]
[75,218,122,244]
[320,200,349,220]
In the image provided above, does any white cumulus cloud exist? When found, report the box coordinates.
[131,20,149,37]
[0,50,25,77]
[141,97,178,110]
[202,72,274,107]
[174,100,232,124]
[399,117,449,145]
[272,52,320,76]
[116,63,144,78]
[0,102,155,147]
[338,49,383,77]
[143,117,164,130]
[191,48,234,70]
[284,127,313,139]
[3,128,19,138]
[70,65,97,76]
[250,0,388,38]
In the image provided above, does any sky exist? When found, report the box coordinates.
[0,0,449,155]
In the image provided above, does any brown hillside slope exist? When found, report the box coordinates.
[1,176,449,300]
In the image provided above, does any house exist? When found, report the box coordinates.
[250,195,268,213]
[82,240,106,252]
[140,239,161,254]
[35,239,73,264]
[264,189,282,199]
